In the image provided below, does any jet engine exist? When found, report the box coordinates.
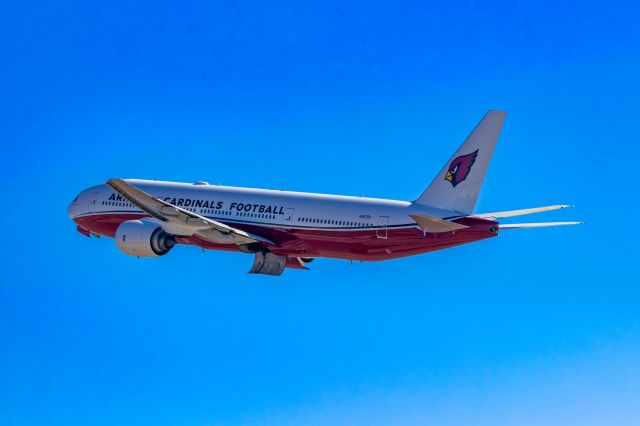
[249,252,287,276]
[115,219,176,257]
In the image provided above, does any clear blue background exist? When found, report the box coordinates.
[1,1,639,425]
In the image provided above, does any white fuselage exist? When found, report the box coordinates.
[69,179,455,234]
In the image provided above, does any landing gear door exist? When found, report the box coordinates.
[376,216,389,239]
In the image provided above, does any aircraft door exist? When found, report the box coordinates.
[280,208,295,226]
[376,216,389,238]
[87,191,100,213]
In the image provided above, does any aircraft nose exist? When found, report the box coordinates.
[68,195,80,219]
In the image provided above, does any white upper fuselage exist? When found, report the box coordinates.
[69,179,457,234]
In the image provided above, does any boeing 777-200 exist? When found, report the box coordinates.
[68,111,581,275]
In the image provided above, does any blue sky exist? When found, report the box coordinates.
[1,1,639,425]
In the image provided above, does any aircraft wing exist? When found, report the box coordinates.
[107,178,275,246]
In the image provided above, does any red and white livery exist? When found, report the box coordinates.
[67,111,581,275]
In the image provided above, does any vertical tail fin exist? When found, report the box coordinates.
[414,110,507,214]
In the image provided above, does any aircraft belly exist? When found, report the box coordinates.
[72,212,497,262]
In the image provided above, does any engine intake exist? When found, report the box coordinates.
[115,219,176,257]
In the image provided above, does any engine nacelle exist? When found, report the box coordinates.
[115,219,176,257]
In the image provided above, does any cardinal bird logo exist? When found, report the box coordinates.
[444,150,478,187]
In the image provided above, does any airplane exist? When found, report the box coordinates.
[67,110,581,275]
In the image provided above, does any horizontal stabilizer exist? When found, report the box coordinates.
[410,214,469,233]
[499,221,583,229]
[475,205,572,220]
